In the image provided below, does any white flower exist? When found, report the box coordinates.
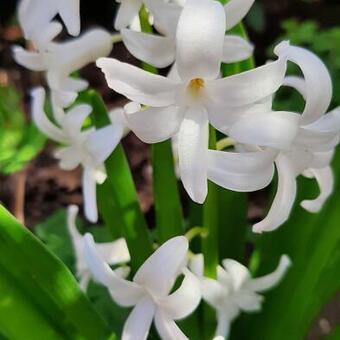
[31,88,127,222]
[67,205,130,291]
[121,0,254,68]
[114,0,143,30]
[13,28,113,110]
[226,45,340,232]
[97,0,290,204]
[84,235,201,340]
[190,254,291,339]
[18,0,80,47]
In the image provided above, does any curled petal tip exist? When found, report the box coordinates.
[281,255,292,268]
[274,40,291,56]
[300,200,320,213]
[96,57,110,68]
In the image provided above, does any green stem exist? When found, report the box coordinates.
[151,141,184,243]
[139,7,184,244]
[202,127,219,278]
[88,90,153,272]
[202,127,219,340]
[138,6,158,74]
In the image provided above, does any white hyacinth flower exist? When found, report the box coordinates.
[13,28,113,111]
[97,0,291,204]
[190,254,291,339]
[31,88,127,222]
[114,0,144,30]
[226,45,340,233]
[121,0,254,68]
[84,235,201,340]
[18,0,80,47]
[67,205,130,291]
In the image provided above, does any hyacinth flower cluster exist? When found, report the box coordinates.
[13,0,340,339]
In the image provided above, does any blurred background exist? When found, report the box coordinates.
[0,0,339,339]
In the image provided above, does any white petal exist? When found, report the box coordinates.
[82,168,99,223]
[85,124,125,165]
[201,278,227,309]
[207,43,287,108]
[51,90,78,118]
[236,291,263,311]
[222,259,250,290]
[79,271,91,292]
[215,311,231,339]
[61,77,89,93]
[310,150,334,169]
[83,234,144,306]
[283,76,306,98]
[114,0,142,30]
[134,236,188,296]
[61,104,92,134]
[224,0,255,30]
[125,105,184,143]
[303,107,340,134]
[188,254,204,277]
[207,96,273,133]
[18,0,56,40]
[31,87,68,143]
[67,205,84,277]
[36,21,63,48]
[97,58,179,107]
[229,111,300,150]
[47,29,113,89]
[122,298,156,340]
[167,63,181,81]
[96,238,131,265]
[253,155,297,233]
[222,35,254,63]
[294,127,339,152]
[122,29,176,68]
[176,0,226,81]
[12,46,46,71]
[154,310,188,340]
[301,167,334,213]
[244,255,291,292]
[159,269,201,320]
[57,0,80,36]
[67,205,82,241]
[280,44,333,125]
[54,146,81,170]
[207,149,275,192]
[178,107,209,204]
[146,0,182,37]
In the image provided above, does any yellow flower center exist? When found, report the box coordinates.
[188,78,205,97]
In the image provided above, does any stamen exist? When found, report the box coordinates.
[188,78,205,96]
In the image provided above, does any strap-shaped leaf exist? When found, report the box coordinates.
[85,90,153,272]
[0,205,113,340]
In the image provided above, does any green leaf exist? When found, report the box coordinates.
[85,90,153,272]
[137,7,184,244]
[151,140,184,243]
[0,204,113,339]
[0,85,45,174]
